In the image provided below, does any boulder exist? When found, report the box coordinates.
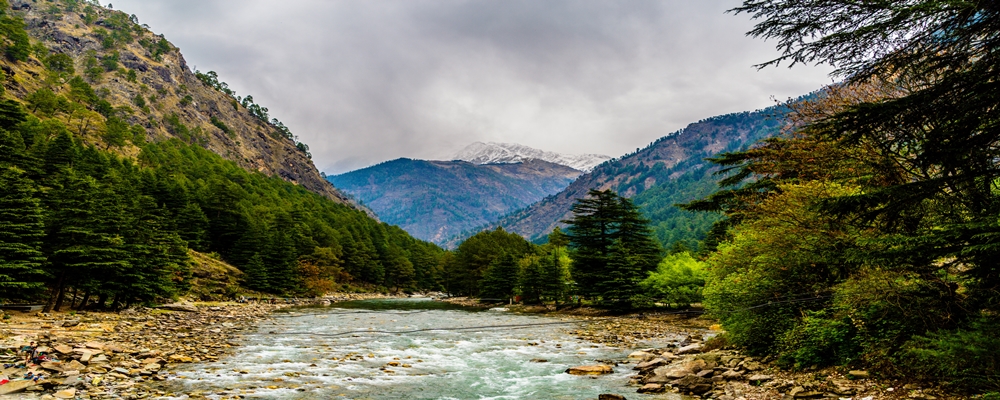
[636,383,665,393]
[565,365,613,375]
[670,374,713,395]
[60,319,80,327]
[53,344,73,355]
[41,361,69,372]
[598,395,626,400]
[675,343,703,355]
[646,359,707,383]
[84,342,105,350]
[721,370,743,380]
[168,354,194,363]
[633,358,667,372]
[0,380,35,395]
[747,374,773,384]
[627,351,656,361]
[788,386,825,398]
[63,360,87,372]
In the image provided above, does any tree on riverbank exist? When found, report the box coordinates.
[687,0,1000,392]
[564,189,660,307]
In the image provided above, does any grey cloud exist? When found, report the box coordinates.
[113,0,833,174]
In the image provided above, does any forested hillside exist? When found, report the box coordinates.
[329,158,581,245]
[0,0,443,309]
[8,0,352,204]
[460,106,789,248]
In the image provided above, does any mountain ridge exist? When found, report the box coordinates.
[442,105,792,248]
[12,0,359,209]
[451,141,610,172]
[329,158,581,245]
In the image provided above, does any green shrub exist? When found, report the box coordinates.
[777,310,858,369]
[905,317,1000,393]
[641,251,707,307]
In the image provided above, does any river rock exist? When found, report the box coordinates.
[61,360,86,372]
[60,319,80,327]
[566,365,613,375]
[675,343,703,355]
[0,380,35,395]
[747,374,773,384]
[627,351,656,361]
[721,369,743,380]
[633,358,667,372]
[598,395,626,400]
[670,374,713,395]
[849,370,870,379]
[636,383,665,393]
[53,387,76,399]
[157,303,198,312]
[789,386,825,398]
[53,344,73,355]
[646,359,707,383]
[40,361,66,372]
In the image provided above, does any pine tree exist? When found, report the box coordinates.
[479,253,519,301]
[0,167,47,300]
[564,189,661,306]
[242,253,269,292]
[518,255,544,304]
[44,172,128,311]
[541,243,569,305]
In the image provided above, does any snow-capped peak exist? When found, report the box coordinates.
[452,142,611,172]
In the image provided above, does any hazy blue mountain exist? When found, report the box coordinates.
[445,104,794,249]
[328,158,582,244]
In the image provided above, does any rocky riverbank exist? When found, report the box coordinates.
[0,293,392,399]
[440,298,967,400]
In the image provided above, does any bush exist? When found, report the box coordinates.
[905,317,1000,393]
[777,310,858,369]
[641,251,707,307]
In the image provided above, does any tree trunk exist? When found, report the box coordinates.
[52,284,68,312]
[43,273,66,313]
[76,290,91,310]
[96,293,109,310]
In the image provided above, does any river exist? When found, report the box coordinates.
[159,298,689,399]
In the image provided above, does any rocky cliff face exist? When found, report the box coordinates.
[7,0,353,205]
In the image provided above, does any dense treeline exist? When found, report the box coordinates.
[0,0,448,309]
[0,98,446,307]
[683,0,1000,393]
[442,190,717,310]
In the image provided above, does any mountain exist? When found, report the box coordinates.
[13,0,353,206]
[444,105,792,248]
[328,158,582,244]
[452,142,611,172]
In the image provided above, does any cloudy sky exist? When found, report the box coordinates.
[112,0,834,174]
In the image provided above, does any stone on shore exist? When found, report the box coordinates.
[747,374,773,384]
[675,343,703,355]
[156,303,198,312]
[633,358,667,372]
[636,383,665,393]
[646,358,707,383]
[0,380,35,395]
[566,365,613,375]
[53,387,76,399]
